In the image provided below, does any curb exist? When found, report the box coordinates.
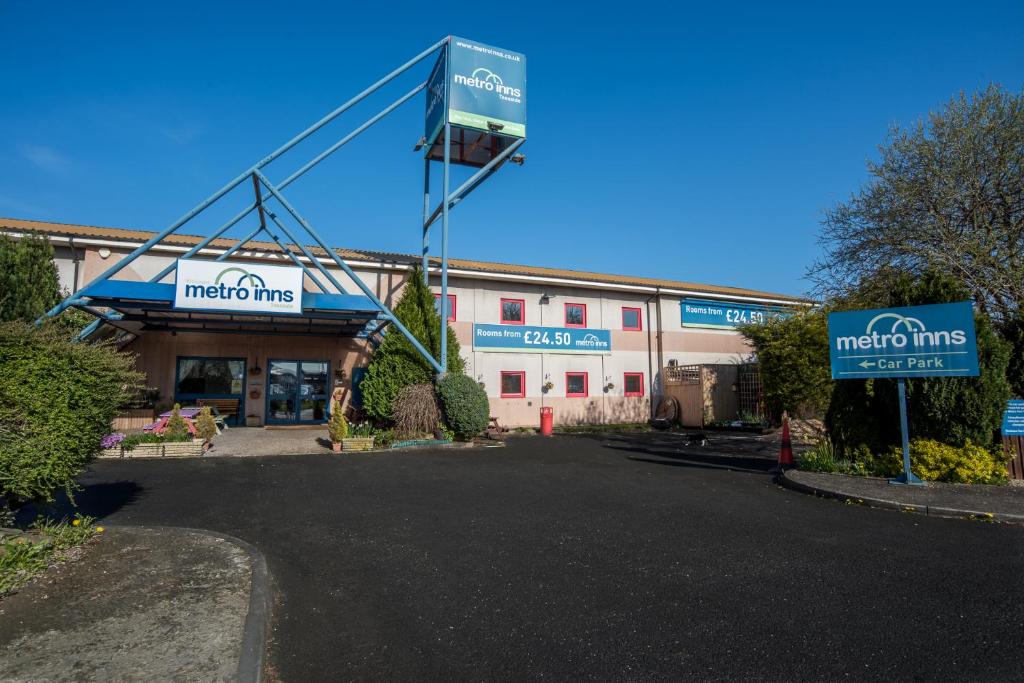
[113,526,272,682]
[777,470,1024,525]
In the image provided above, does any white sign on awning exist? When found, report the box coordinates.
[174,259,303,314]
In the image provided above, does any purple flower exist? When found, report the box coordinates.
[101,433,126,449]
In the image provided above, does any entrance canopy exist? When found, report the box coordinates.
[79,280,387,340]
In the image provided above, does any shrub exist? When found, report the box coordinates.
[437,373,490,440]
[392,383,441,436]
[195,407,217,443]
[328,409,349,442]
[799,438,840,473]
[164,404,190,439]
[0,322,142,509]
[360,267,465,421]
[874,439,1009,484]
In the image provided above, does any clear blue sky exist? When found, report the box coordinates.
[2,1,1021,297]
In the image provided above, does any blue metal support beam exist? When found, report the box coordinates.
[421,157,430,284]
[215,224,266,262]
[263,209,349,295]
[41,37,447,324]
[423,137,525,230]
[439,119,451,376]
[254,170,444,374]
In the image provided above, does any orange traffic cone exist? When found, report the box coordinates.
[778,412,794,469]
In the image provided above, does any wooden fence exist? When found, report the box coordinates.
[1005,436,1024,480]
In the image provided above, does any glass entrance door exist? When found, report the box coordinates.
[266,360,329,424]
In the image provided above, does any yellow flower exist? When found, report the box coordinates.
[72,519,81,526]
[96,527,105,533]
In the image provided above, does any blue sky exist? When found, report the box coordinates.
[2,1,1021,297]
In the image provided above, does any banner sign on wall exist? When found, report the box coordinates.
[1002,400,1024,437]
[473,323,610,354]
[174,259,303,315]
[827,302,979,379]
[681,298,789,330]
[425,36,527,145]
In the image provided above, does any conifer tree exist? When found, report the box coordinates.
[0,232,61,323]
[361,267,464,420]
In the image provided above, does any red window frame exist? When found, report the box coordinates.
[624,372,644,397]
[500,371,526,398]
[434,293,456,322]
[564,302,587,328]
[500,298,525,325]
[565,371,588,398]
[622,307,642,331]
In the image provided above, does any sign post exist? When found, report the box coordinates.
[827,301,980,486]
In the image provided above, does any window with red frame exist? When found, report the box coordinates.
[500,371,525,398]
[624,372,644,397]
[433,293,456,321]
[564,302,587,327]
[500,298,525,325]
[565,372,588,397]
[622,307,642,331]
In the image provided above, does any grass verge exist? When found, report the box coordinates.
[1,515,101,596]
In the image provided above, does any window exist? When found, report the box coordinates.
[566,372,588,398]
[564,302,587,328]
[624,372,644,397]
[434,293,456,321]
[622,307,642,331]
[500,371,526,398]
[501,298,525,325]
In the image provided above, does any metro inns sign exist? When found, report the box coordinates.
[173,259,303,314]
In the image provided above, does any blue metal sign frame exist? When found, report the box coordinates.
[473,323,611,354]
[827,301,980,487]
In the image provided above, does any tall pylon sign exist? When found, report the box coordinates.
[420,36,527,375]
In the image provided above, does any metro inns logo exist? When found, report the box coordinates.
[454,68,522,102]
[183,267,295,304]
[834,311,967,352]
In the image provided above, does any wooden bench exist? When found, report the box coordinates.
[196,398,240,426]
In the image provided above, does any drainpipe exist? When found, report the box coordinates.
[68,237,82,293]
[644,286,663,420]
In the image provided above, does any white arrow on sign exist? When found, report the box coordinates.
[858,360,876,369]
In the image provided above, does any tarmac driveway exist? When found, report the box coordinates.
[68,434,1024,681]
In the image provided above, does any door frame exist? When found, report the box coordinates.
[264,358,331,425]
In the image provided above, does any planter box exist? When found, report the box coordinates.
[341,437,375,452]
[99,440,205,458]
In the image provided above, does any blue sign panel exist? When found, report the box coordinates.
[827,302,979,379]
[424,46,447,147]
[1003,400,1024,436]
[473,324,610,354]
[447,37,526,138]
[681,298,790,330]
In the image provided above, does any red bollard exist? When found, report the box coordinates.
[540,407,553,436]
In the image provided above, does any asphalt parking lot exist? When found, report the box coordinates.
[68,434,1024,682]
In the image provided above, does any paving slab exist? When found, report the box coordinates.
[211,426,332,457]
[0,526,270,682]
[782,469,1024,522]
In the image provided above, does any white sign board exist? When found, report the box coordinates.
[174,259,303,314]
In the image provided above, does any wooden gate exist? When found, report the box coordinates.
[663,365,703,427]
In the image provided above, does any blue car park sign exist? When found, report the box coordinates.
[827,301,979,486]
[827,302,979,379]
[681,298,790,330]
[473,324,611,354]
[1003,400,1024,437]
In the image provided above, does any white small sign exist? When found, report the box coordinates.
[174,259,303,314]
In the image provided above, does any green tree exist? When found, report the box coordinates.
[360,267,465,420]
[0,232,61,323]
[811,85,1023,323]
[0,321,143,510]
[737,310,831,421]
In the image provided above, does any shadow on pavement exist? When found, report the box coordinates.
[32,480,144,524]
[565,431,778,474]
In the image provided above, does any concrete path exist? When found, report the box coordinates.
[782,469,1024,523]
[211,426,332,457]
[0,526,270,682]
